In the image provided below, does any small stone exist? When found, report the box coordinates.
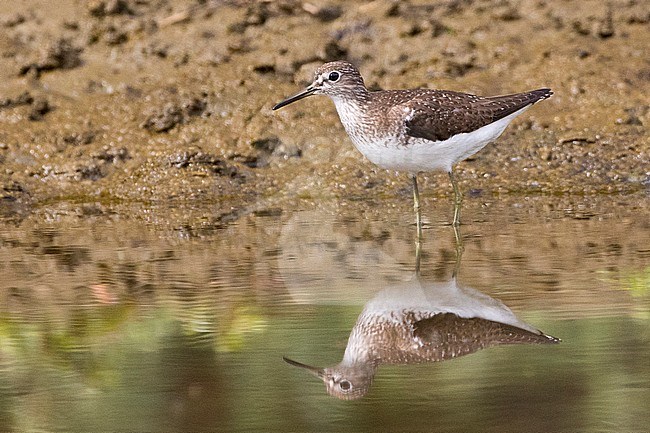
[558,136,596,145]
[303,3,342,22]
[28,97,51,121]
[198,49,230,66]
[539,148,552,161]
[570,82,585,95]
[1,13,26,27]
[170,149,242,178]
[181,97,207,117]
[399,22,424,37]
[245,2,269,26]
[596,9,614,38]
[0,91,33,109]
[104,27,128,45]
[320,39,347,62]
[88,0,131,17]
[444,54,476,77]
[18,38,82,76]
[75,162,105,181]
[251,136,282,153]
[626,10,650,24]
[250,136,301,167]
[571,19,591,36]
[92,146,130,163]
[227,22,247,34]
[105,0,130,15]
[385,2,402,17]
[429,19,447,38]
[615,107,644,125]
[61,131,96,146]
[253,63,275,74]
[227,38,253,54]
[492,5,520,21]
[140,103,183,133]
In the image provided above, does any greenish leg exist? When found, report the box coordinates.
[415,231,422,276]
[448,170,463,227]
[452,223,465,279]
[412,174,422,275]
[412,174,423,239]
[449,170,464,277]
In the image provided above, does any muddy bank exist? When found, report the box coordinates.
[0,0,648,220]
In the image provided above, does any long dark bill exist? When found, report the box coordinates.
[272,86,317,110]
[282,356,324,379]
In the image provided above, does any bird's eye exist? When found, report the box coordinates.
[339,380,352,391]
[328,71,340,82]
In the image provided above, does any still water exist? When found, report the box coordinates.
[1,195,649,433]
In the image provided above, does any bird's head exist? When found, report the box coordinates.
[272,61,366,110]
[282,356,376,400]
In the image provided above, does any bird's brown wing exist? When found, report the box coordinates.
[403,89,552,142]
[411,313,559,361]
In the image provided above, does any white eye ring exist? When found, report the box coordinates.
[328,71,341,82]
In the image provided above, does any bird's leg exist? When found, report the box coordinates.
[415,232,422,276]
[452,222,464,279]
[412,174,422,274]
[412,174,423,238]
[448,170,463,227]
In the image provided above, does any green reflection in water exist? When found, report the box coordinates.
[0,303,648,433]
[624,267,650,298]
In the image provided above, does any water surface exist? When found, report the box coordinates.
[1,195,649,432]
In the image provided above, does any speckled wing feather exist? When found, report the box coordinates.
[411,313,559,362]
[404,89,553,142]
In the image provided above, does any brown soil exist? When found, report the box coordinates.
[0,0,648,220]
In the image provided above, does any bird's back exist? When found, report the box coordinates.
[347,310,559,365]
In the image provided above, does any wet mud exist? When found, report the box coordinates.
[0,0,648,222]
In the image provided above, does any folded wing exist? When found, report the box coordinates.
[403,89,553,142]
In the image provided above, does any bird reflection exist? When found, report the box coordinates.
[284,228,559,400]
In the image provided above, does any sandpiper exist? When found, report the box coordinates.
[273,61,552,231]
[283,274,559,400]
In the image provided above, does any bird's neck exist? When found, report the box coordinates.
[341,316,377,366]
[330,87,371,113]
[330,89,373,141]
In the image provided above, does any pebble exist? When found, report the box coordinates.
[28,97,51,121]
